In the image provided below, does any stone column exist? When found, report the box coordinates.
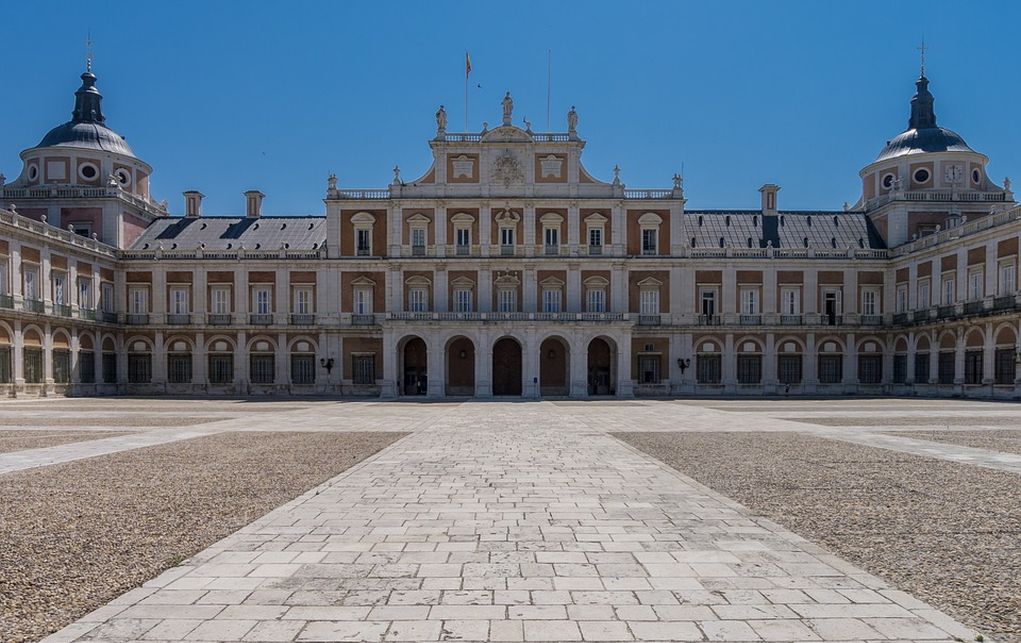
[193,332,207,390]
[152,329,166,388]
[567,202,580,254]
[844,332,857,392]
[611,202,624,256]
[905,331,916,385]
[234,268,248,319]
[804,332,817,394]
[569,335,587,398]
[617,332,633,397]
[982,321,995,385]
[276,268,289,325]
[434,267,448,312]
[476,329,492,398]
[479,203,491,256]
[522,329,538,399]
[478,267,492,313]
[380,327,397,399]
[567,263,581,313]
[435,206,447,258]
[843,268,858,315]
[804,269,818,316]
[722,268,736,314]
[276,331,289,391]
[194,267,207,319]
[12,320,24,394]
[523,264,537,313]
[427,335,444,397]
[235,331,248,394]
[523,204,536,257]
[763,268,777,314]
[42,323,54,394]
[763,332,776,394]
[723,333,735,393]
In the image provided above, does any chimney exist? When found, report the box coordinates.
[759,184,780,215]
[183,190,204,217]
[245,190,265,217]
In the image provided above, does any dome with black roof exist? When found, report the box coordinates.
[35,70,136,158]
[875,74,975,162]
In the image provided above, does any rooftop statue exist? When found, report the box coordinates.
[435,105,447,133]
[502,92,513,125]
[567,106,578,133]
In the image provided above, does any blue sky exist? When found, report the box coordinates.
[2,1,1020,215]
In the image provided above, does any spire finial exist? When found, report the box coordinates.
[85,31,93,73]
[917,37,926,77]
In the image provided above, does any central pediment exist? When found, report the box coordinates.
[481,125,532,143]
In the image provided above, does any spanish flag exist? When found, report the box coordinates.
[465,51,472,78]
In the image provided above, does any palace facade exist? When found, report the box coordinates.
[1,67,1019,399]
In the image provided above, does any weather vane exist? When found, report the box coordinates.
[917,38,926,76]
[85,31,93,72]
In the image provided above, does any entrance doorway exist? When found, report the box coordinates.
[446,336,475,396]
[401,337,427,395]
[587,337,614,395]
[539,337,569,396]
[492,337,522,396]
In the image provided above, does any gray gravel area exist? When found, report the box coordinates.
[889,429,1021,456]
[0,416,222,427]
[0,430,406,643]
[0,430,131,454]
[616,430,1021,643]
[784,415,1021,427]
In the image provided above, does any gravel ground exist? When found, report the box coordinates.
[0,430,406,643]
[784,415,1021,427]
[616,431,1021,643]
[0,416,223,427]
[889,429,1021,456]
[0,430,130,454]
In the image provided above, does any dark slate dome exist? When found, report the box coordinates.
[875,74,974,162]
[35,71,136,158]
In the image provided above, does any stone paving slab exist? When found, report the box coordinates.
[43,402,984,642]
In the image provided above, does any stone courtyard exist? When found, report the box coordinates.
[0,398,1018,642]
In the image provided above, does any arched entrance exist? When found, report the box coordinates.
[539,337,570,397]
[446,336,475,396]
[587,337,615,396]
[401,336,427,396]
[492,337,522,396]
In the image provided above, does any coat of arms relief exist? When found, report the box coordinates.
[491,150,524,186]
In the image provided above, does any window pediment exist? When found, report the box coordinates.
[450,212,475,224]
[351,212,376,225]
[540,212,564,225]
[638,212,663,226]
[539,276,565,288]
[636,276,663,288]
[351,276,376,287]
[585,212,608,225]
[450,276,476,288]
[494,273,521,287]
[583,276,609,287]
[406,213,431,225]
[404,275,432,286]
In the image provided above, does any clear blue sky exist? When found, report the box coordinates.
[2,1,1020,215]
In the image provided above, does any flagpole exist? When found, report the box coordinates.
[465,51,469,131]
[546,49,551,131]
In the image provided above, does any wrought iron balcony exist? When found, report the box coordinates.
[588,244,602,256]
[860,314,883,326]
[80,308,97,321]
[53,303,72,317]
[101,311,118,323]
[638,314,661,326]
[352,314,377,325]
[963,300,985,315]
[698,314,721,326]
[167,314,191,325]
[500,245,515,256]
[455,244,470,256]
[290,313,315,326]
[249,313,274,325]
[779,314,802,326]
[994,295,1017,311]
[206,313,232,325]
[739,314,761,325]
[23,299,44,314]
[126,313,149,325]
[411,245,426,257]
[544,244,559,256]
[0,294,12,309]
[937,304,957,319]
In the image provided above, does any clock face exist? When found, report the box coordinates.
[945,164,963,183]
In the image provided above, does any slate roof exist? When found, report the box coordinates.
[130,216,326,251]
[684,211,885,250]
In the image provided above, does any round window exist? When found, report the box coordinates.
[114,168,131,187]
[27,165,38,181]
[881,173,895,189]
[78,162,99,181]
[972,168,981,184]
[913,168,930,184]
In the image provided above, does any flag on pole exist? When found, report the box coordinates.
[465,51,472,78]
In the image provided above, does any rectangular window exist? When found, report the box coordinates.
[101,283,114,313]
[250,354,275,384]
[291,354,316,385]
[170,287,189,315]
[409,288,427,312]
[211,287,231,314]
[0,262,7,296]
[542,288,561,313]
[498,288,516,313]
[52,350,70,384]
[356,229,371,255]
[353,355,375,385]
[354,289,370,315]
[640,289,659,315]
[129,287,148,314]
[500,227,514,247]
[781,288,800,315]
[53,273,66,304]
[917,279,930,309]
[938,351,955,385]
[411,227,426,249]
[208,354,234,384]
[641,229,657,255]
[858,355,882,384]
[942,277,955,305]
[127,354,151,384]
[544,227,559,250]
[79,280,92,309]
[696,354,721,384]
[102,352,117,383]
[638,355,660,384]
[79,351,95,384]
[588,228,602,248]
[968,270,983,301]
[455,227,471,248]
[0,348,9,383]
[861,290,877,316]
[254,287,272,314]
[23,267,38,300]
[293,287,312,315]
[454,288,472,313]
[818,354,843,384]
[700,290,716,317]
[893,354,907,384]
[167,354,192,384]
[740,289,758,315]
[995,348,1015,385]
[736,355,761,384]
[777,355,802,384]
[964,350,983,385]
[896,285,908,313]
[586,288,605,313]
[999,263,1016,296]
[914,352,930,384]
[24,348,43,383]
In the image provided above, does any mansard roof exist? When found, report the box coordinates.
[685,210,885,250]
[130,216,326,251]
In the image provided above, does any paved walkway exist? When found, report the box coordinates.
[45,402,979,642]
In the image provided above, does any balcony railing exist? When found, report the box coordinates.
[352,314,377,325]
[739,314,761,325]
[167,314,191,325]
[356,247,371,257]
[290,313,315,326]
[207,313,233,325]
[698,314,721,326]
[23,299,44,314]
[52,303,71,317]
[126,313,149,325]
[937,304,957,319]
[411,245,426,257]
[821,314,843,326]
[963,300,985,315]
[860,314,883,326]
[544,245,559,256]
[588,245,603,256]
[0,294,12,309]
[455,245,470,257]
[641,248,658,256]
[638,314,661,326]
[780,314,802,325]
[912,309,931,322]
[500,245,515,256]
[994,295,1016,311]
[80,308,96,321]
[101,311,118,323]
[892,312,909,325]
[249,313,274,325]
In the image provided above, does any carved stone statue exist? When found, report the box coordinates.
[435,105,447,133]
[567,106,578,133]
[502,92,513,125]
[392,165,402,185]
[107,174,119,187]
[0,173,5,188]
[523,118,532,132]
[612,164,621,185]
[1005,176,1012,191]
[672,173,682,189]
[327,173,337,191]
